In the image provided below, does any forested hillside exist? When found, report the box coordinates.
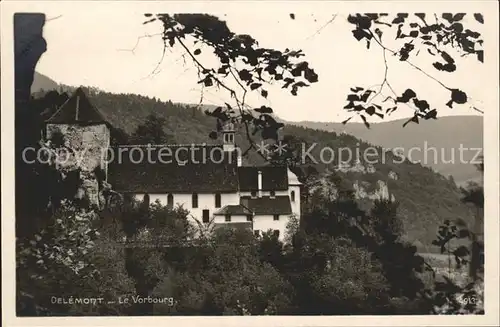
[291,117,483,186]
[33,85,475,250]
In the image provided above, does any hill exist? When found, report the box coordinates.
[31,71,59,94]
[30,74,476,251]
[289,117,483,186]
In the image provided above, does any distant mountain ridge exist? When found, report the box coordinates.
[287,117,483,186]
[30,72,476,251]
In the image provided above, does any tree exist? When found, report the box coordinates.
[154,228,294,315]
[130,114,173,145]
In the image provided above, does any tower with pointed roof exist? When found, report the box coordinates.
[45,87,111,178]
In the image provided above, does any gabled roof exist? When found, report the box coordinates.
[238,166,288,191]
[214,204,253,216]
[45,87,108,125]
[240,196,292,215]
[108,144,239,193]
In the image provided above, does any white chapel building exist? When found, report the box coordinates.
[45,87,302,241]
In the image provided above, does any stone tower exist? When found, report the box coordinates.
[45,87,111,179]
[222,120,235,152]
[221,120,242,166]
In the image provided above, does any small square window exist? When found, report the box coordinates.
[225,214,231,222]
[246,215,253,222]
[254,230,260,237]
[251,191,257,198]
[273,214,279,221]
[273,230,280,238]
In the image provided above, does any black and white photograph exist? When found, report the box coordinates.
[2,1,499,325]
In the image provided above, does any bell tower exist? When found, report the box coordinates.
[222,121,235,152]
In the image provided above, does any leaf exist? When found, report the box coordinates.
[144,13,153,17]
[365,106,375,115]
[396,89,417,103]
[143,18,157,25]
[453,13,466,21]
[359,90,374,102]
[352,28,371,41]
[250,83,262,90]
[342,116,353,125]
[238,69,252,81]
[409,30,419,38]
[474,13,484,24]
[450,89,468,104]
[360,115,370,129]
[350,86,364,92]
[476,50,484,63]
[442,13,454,23]
[304,69,319,83]
[193,49,201,55]
[413,98,430,111]
[441,51,455,64]
[458,229,470,238]
[204,77,213,87]
[290,13,295,20]
[254,106,273,114]
[453,245,470,257]
[261,89,268,98]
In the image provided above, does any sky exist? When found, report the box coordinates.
[33,4,487,123]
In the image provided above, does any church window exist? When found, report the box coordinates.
[202,210,210,223]
[192,193,198,208]
[167,194,174,207]
[291,190,295,202]
[215,193,221,208]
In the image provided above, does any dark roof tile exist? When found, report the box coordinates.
[238,166,288,191]
[213,222,253,232]
[108,145,239,193]
[46,87,108,125]
[214,204,253,216]
[240,196,292,215]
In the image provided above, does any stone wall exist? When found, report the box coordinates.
[46,123,110,173]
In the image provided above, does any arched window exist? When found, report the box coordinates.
[167,193,174,207]
[215,193,221,208]
[291,190,295,202]
[143,193,150,208]
[192,193,198,208]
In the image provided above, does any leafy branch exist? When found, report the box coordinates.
[344,13,484,128]
[143,13,319,158]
